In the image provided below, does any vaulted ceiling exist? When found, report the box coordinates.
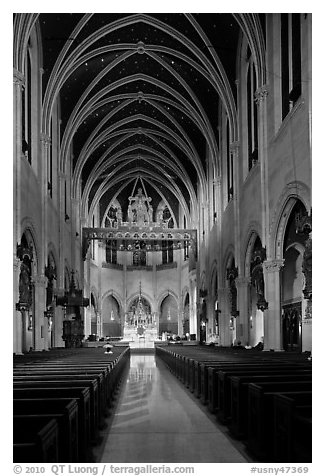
[20,13,265,226]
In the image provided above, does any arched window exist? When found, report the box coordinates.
[246,48,258,170]
[281,14,302,120]
[104,205,119,228]
[22,49,32,164]
[48,118,53,198]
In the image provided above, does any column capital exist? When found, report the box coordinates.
[263,259,285,273]
[254,85,269,105]
[13,69,25,88]
[32,274,47,287]
[235,276,251,286]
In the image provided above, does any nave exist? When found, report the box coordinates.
[13,344,312,464]
[93,352,249,463]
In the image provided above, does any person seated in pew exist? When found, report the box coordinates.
[232,340,245,349]
[103,342,114,354]
[254,340,264,351]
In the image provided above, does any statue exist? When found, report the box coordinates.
[19,261,32,307]
[128,187,152,226]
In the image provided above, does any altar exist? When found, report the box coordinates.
[121,282,158,348]
[122,324,158,348]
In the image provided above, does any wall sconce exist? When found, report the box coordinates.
[250,315,253,329]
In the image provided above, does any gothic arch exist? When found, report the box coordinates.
[102,290,124,313]
[223,246,236,284]
[125,291,152,314]
[90,287,99,312]
[182,287,190,307]
[244,226,263,277]
[157,289,179,311]
[47,242,58,269]
[20,219,40,275]
[270,181,311,260]
[209,260,219,297]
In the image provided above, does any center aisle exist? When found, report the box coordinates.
[94,353,249,463]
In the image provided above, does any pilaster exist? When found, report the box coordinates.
[33,274,47,351]
[230,141,241,268]
[263,259,284,351]
[255,85,269,249]
[13,258,22,354]
[235,276,251,346]
[13,70,25,251]
[218,287,231,346]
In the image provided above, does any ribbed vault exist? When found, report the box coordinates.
[13,12,266,228]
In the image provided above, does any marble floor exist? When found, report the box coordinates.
[94,354,250,463]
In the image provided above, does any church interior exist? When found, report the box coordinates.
[13,13,312,464]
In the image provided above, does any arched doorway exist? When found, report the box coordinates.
[248,236,266,347]
[226,257,238,345]
[183,293,190,337]
[90,294,98,337]
[211,268,220,344]
[45,252,57,348]
[159,294,178,337]
[102,295,121,338]
[281,201,307,352]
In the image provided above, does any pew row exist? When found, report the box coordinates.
[13,346,130,463]
[155,344,312,463]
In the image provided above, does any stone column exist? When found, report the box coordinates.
[53,288,65,347]
[263,259,284,351]
[255,85,269,249]
[218,287,231,346]
[13,258,23,354]
[189,275,198,339]
[33,274,47,351]
[58,172,66,289]
[13,71,24,354]
[13,70,24,249]
[96,312,101,338]
[235,276,251,346]
[230,141,241,266]
[206,293,216,340]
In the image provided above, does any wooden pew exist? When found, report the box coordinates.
[208,362,311,414]
[273,392,312,463]
[13,398,78,462]
[13,387,92,462]
[229,371,312,439]
[217,368,312,424]
[13,415,59,463]
[247,381,312,461]
[14,368,107,424]
[13,378,99,443]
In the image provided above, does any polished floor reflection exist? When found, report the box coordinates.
[95,354,249,463]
